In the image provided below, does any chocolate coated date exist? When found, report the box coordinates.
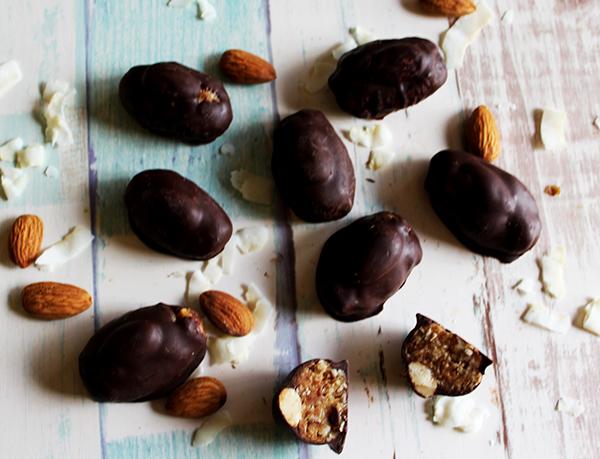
[425,149,542,263]
[328,38,447,119]
[125,169,233,260]
[316,211,422,322]
[272,110,355,222]
[78,304,207,402]
[119,62,233,144]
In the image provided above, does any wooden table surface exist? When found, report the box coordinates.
[1,0,599,458]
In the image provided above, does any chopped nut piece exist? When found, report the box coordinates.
[274,359,349,454]
[402,314,492,398]
[544,185,561,196]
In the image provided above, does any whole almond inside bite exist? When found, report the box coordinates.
[419,0,476,16]
[467,105,500,162]
[219,49,277,84]
[165,376,227,418]
[402,314,492,398]
[8,214,44,268]
[21,282,92,320]
[200,290,254,336]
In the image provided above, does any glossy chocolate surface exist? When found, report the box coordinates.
[272,110,355,222]
[316,211,423,322]
[78,304,207,402]
[125,169,233,260]
[119,62,233,144]
[425,149,542,263]
[328,38,447,119]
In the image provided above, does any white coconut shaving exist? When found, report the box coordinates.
[522,303,571,334]
[432,395,490,433]
[43,81,76,147]
[0,60,22,99]
[192,410,232,446]
[0,137,24,162]
[17,144,44,168]
[35,226,94,270]
[230,170,275,205]
[1,166,27,200]
[440,1,494,70]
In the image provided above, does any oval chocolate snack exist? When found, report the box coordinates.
[119,62,233,144]
[316,211,423,322]
[272,110,355,222]
[328,38,447,120]
[78,304,207,402]
[125,169,233,260]
[425,149,542,263]
[273,359,349,454]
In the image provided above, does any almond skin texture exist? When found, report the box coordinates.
[165,376,227,418]
[8,214,44,268]
[21,282,92,320]
[419,0,476,16]
[219,49,277,84]
[200,290,254,336]
[467,105,500,162]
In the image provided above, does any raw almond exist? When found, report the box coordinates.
[8,214,44,268]
[219,49,277,84]
[419,0,476,16]
[21,282,92,320]
[200,290,254,336]
[467,105,500,162]
[165,376,227,418]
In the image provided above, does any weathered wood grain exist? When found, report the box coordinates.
[1,0,599,457]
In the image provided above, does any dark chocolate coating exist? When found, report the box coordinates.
[424,149,542,263]
[119,62,233,144]
[328,38,448,120]
[78,304,207,402]
[273,359,349,454]
[316,211,423,322]
[125,169,233,260]
[272,110,355,222]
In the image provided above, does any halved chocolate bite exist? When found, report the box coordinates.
[272,109,355,222]
[119,61,233,144]
[273,359,349,454]
[125,169,233,260]
[78,304,207,402]
[425,149,542,263]
[328,38,447,119]
[316,211,422,322]
[402,314,492,398]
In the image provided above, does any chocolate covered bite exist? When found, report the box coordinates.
[272,110,355,222]
[273,359,349,454]
[425,149,542,263]
[402,314,492,398]
[316,211,422,322]
[328,38,447,120]
[78,304,207,402]
[125,169,233,260]
[119,62,233,144]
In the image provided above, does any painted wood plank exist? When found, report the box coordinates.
[1,0,600,457]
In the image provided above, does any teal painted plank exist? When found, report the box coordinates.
[106,423,299,459]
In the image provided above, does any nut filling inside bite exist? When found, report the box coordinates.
[290,360,348,443]
[275,359,349,453]
[402,314,492,398]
